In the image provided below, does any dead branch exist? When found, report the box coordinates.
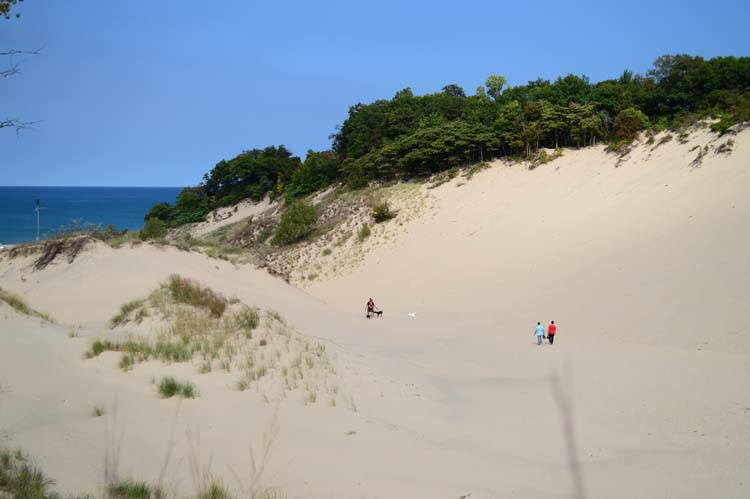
[1,48,41,78]
[0,118,38,135]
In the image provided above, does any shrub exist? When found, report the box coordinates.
[271,201,319,246]
[139,218,168,241]
[357,223,371,242]
[372,201,396,223]
[614,108,649,141]
[236,305,260,333]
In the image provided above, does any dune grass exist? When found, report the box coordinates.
[158,376,198,399]
[93,277,337,407]
[110,299,147,327]
[0,447,59,499]
[357,223,371,242]
[167,275,227,318]
[108,480,166,498]
[109,275,230,329]
[0,286,54,322]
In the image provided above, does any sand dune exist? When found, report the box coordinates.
[1,126,749,498]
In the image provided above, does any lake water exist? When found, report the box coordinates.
[0,186,182,244]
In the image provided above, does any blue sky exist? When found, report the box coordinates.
[1,0,748,187]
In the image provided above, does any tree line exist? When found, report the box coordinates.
[147,54,750,227]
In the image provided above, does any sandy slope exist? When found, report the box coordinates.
[1,126,749,498]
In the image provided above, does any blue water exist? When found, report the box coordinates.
[0,187,182,244]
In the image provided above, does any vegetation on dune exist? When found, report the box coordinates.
[90,276,338,408]
[357,224,371,242]
[0,447,59,499]
[0,286,54,322]
[270,201,319,246]
[140,218,168,241]
[158,376,197,399]
[141,54,750,229]
[166,275,227,318]
[108,480,166,498]
[1,441,286,498]
[372,201,396,223]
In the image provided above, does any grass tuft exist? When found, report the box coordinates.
[357,223,371,242]
[0,447,58,498]
[110,299,146,328]
[158,376,198,399]
[108,479,165,498]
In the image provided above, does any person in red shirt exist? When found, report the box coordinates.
[547,321,557,344]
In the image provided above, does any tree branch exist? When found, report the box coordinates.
[2,46,42,133]
[0,118,39,136]
[0,49,41,56]
[1,48,41,77]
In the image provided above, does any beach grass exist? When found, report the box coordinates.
[91,276,338,406]
[0,447,58,498]
[0,286,54,322]
[158,376,197,399]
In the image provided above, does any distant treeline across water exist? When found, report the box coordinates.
[0,186,181,244]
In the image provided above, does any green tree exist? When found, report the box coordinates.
[485,75,507,101]
[614,108,649,140]
[287,150,341,198]
[144,202,173,223]
[172,188,209,225]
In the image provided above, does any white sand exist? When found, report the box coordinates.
[1,126,749,498]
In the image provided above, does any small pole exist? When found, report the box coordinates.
[36,199,40,241]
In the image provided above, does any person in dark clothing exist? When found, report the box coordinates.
[366,298,383,318]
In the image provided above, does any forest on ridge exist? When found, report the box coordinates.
[146,54,750,227]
